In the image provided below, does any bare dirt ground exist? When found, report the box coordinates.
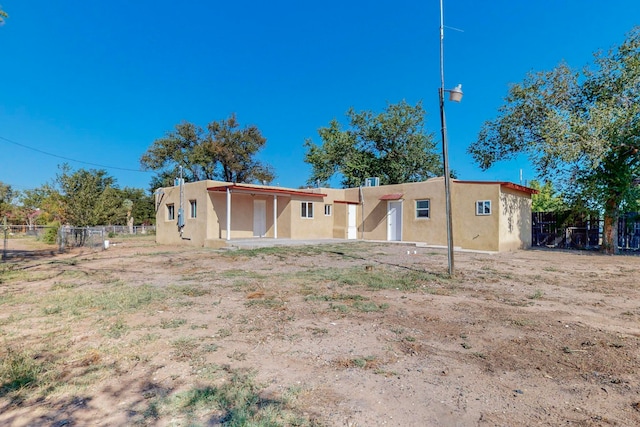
[1,236,639,426]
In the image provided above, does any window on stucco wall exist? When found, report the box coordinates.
[476,200,491,215]
[416,199,430,218]
[167,204,175,220]
[301,202,314,218]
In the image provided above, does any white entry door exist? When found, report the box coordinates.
[253,199,266,237]
[387,201,402,241]
[347,204,357,239]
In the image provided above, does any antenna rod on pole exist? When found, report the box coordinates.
[438,0,455,276]
[439,0,445,92]
[178,165,185,236]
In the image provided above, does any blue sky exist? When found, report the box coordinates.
[1,0,638,193]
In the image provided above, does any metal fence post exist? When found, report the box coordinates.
[2,219,7,261]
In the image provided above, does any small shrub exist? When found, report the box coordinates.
[42,222,60,245]
[528,290,544,300]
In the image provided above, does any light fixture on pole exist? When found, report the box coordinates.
[438,0,463,277]
[448,84,463,102]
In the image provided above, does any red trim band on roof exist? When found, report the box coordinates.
[455,181,538,195]
[501,182,539,194]
[207,184,326,198]
[379,193,403,200]
[334,200,360,205]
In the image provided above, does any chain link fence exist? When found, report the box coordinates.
[2,224,156,261]
[58,226,106,251]
[2,225,58,261]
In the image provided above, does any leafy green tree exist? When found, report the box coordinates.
[529,180,566,212]
[18,188,46,221]
[141,114,275,186]
[16,190,42,227]
[148,170,178,194]
[141,122,215,184]
[468,27,640,254]
[304,100,442,188]
[97,186,125,225]
[119,187,155,225]
[18,184,65,225]
[0,7,8,25]
[0,181,16,220]
[56,165,119,226]
[207,114,275,184]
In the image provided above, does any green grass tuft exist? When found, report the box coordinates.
[141,368,321,426]
[0,347,46,395]
[160,318,187,329]
[168,284,211,297]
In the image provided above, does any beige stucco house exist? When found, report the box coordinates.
[154,177,537,252]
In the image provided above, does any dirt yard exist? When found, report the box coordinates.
[1,236,639,426]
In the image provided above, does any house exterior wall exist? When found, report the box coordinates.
[332,203,347,238]
[343,179,529,252]
[288,188,343,239]
[155,180,298,244]
[499,188,533,251]
[209,187,295,240]
[155,178,534,252]
[452,182,501,251]
[220,192,257,239]
[332,202,355,238]
[349,178,450,245]
[277,196,292,238]
[209,190,227,240]
[289,198,321,239]
[205,186,227,240]
[156,180,212,246]
[155,184,178,245]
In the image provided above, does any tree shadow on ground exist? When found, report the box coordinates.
[1,249,60,263]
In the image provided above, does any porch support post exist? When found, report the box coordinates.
[226,188,231,241]
[273,195,278,239]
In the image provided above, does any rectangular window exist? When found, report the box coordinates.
[190,200,197,218]
[301,201,314,218]
[476,200,491,216]
[324,204,332,216]
[167,204,175,220]
[416,199,430,218]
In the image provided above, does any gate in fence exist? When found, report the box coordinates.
[58,226,106,251]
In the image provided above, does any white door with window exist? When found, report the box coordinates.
[347,204,357,239]
[387,201,402,241]
[253,200,266,237]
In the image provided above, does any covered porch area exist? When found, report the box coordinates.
[206,184,326,241]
